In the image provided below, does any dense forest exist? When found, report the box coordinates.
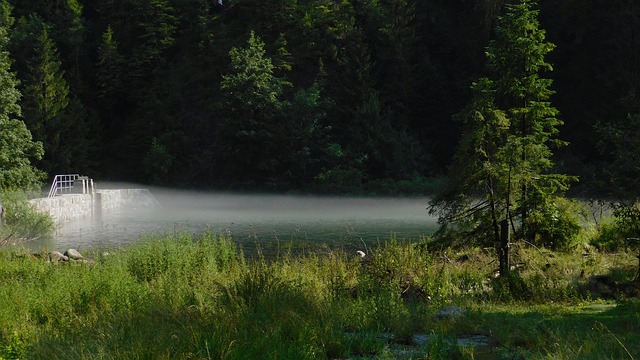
[0,0,638,194]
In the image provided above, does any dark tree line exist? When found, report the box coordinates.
[1,0,638,194]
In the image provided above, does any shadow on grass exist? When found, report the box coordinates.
[455,301,640,359]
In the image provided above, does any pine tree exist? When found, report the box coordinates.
[18,18,70,174]
[129,0,177,85]
[487,0,574,243]
[217,31,288,187]
[430,0,573,275]
[377,0,420,126]
[217,31,326,189]
[54,0,85,84]
[16,15,91,175]
[0,0,45,190]
[96,25,124,127]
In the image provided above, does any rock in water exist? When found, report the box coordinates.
[64,249,83,260]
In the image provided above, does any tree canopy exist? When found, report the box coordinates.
[430,0,577,274]
[0,0,635,195]
[0,0,45,190]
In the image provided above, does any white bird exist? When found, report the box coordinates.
[356,250,366,258]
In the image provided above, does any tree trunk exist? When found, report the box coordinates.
[499,219,510,276]
[636,251,640,282]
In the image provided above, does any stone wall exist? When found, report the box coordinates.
[30,194,93,224]
[96,189,159,211]
[29,189,158,224]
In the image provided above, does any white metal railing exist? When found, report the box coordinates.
[47,174,94,197]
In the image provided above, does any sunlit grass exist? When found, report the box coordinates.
[0,233,638,359]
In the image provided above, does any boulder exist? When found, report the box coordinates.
[49,251,69,262]
[64,249,83,260]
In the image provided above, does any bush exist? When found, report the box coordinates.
[0,331,26,360]
[314,166,365,193]
[591,203,640,251]
[591,219,627,251]
[358,238,432,299]
[0,191,54,245]
[491,272,532,302]
[528,197,582,251]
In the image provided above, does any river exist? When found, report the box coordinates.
[32,190,439,254]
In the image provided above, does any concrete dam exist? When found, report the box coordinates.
[30,175,158,224]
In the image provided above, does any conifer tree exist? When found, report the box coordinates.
[218,31,326,188]
[218,31,289,187]
[15,15,91,174]
[430,0,573,275]
[488,0,574,243]
[129,0,177,84]
[18,18,70,174]
[96,25,124,127]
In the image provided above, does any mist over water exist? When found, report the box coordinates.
[34,188,438,253]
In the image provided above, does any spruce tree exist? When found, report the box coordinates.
[96,25,124,127]
[218,31,326,189]
[18,17,72,174]
[430,0,573,275]
[218,31,289,187]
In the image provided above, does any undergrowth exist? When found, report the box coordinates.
[0,233,638,359]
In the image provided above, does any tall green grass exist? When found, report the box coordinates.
[0,233,638,359]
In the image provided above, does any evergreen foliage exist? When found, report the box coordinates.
[594,113,640,251]
[217,31,330,189]
[430,0,574,273]
[485,0,575,242]
[16,18,71,174]
[0,0,634,194]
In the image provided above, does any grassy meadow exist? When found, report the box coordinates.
[0,232,639,359]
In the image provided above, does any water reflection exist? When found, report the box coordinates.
[33,191,438,252]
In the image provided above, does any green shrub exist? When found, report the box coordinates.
[0,191,54,244]
[528,197,582,251]
[359,238,432,297]
[591,203,640,251]
[1,331,26,360]
[124,232,242,283]
[126,238,171,283]
[491,272,531,302]
[591,218,628,251]
[314,166,365,193]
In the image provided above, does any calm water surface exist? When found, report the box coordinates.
[33,191,438,253]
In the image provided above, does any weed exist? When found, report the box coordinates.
[423,334,465,360]
[0,331,26,360]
